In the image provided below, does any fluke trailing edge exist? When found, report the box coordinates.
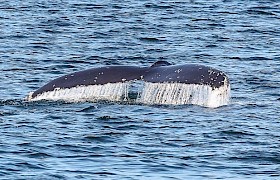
[28,61,230,108]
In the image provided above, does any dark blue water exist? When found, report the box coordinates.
[1,0,280,179]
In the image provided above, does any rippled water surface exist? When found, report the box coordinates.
[1,0,280,179]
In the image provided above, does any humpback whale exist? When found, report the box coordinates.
[28,61,230,108]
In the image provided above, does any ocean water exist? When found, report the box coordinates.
[1,0,280,179]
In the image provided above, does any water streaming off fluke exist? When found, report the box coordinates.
[28,80,230,108]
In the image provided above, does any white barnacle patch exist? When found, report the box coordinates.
[175,69,182,73]
[208,69,215,75]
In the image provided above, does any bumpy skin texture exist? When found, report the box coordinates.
[31,61,229,98]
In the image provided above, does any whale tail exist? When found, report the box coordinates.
[27,61,231,108]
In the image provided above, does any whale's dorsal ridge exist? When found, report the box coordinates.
[151,60,172,67]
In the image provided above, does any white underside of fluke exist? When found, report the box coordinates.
[28,81,230,108]
[28,83,129,102]
[137,82,230,108]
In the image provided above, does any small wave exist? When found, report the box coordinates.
[27,152,51,158]
[144,3,174,9]
[240,57,273,61]
[76,105,97,112]
[246,9,276,16]
[138,37,166,42]
[229,150,280,164]
[0,99,25,106]
[83,134,115,143]
[71,3,105,10]
[220,130,255,137]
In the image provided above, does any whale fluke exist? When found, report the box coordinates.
[28,61,230,108]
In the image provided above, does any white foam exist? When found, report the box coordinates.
[28,81,230,108]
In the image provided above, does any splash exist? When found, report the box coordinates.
[28,81,230,108]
